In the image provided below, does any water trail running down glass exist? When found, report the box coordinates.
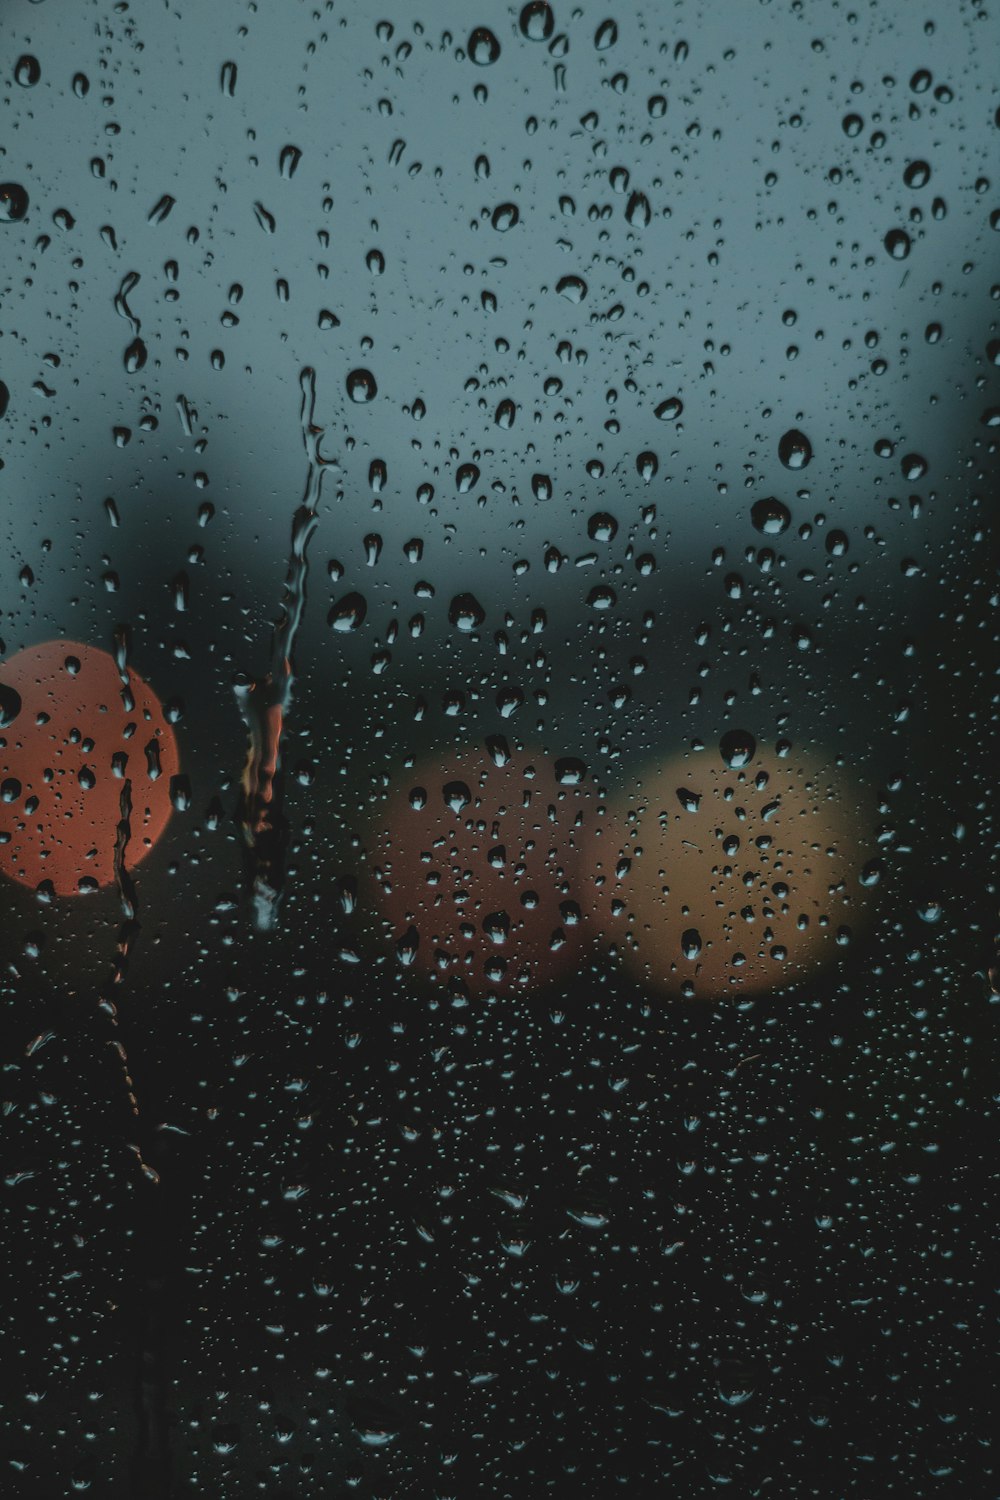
[235,367,338,930]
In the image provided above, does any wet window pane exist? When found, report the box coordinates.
[1,1,996,1493]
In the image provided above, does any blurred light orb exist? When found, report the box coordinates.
[0,640,179,895]
[370,746,593,997]
[586,745,871,998]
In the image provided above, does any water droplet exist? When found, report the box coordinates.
[681,928,702,960]
[594,18,618,49]
[717,1368,755,1406]
[556,275,587,302]
[531,473,552,500]
[719,729,756,769]
[491,202,519,232]
[901,452,927,480]
[346,368,377,403]
[456,462,480,493]
[519,2,555,41]
[636,450,658,482]
[495,398,516,429]
[0,184,30,223]
[485,734,510,766]
[279,145,302,179]
[368,458,387,493]
[169,775,191,812]
[468,27,501,65]
[396,925,420,965]
[14,56,40,87]
[328,592,367,631]
[625,190,651,227]
[0,382,8,420]
[554,756,586,785]
[443,779,472,814]
[655,396,683,421]
[124,337,147,374]
[778,428,812,469]
[220,61,237,96]
[904,159,930,189]
[588,511,617,542]
[448,593,486,631]
[0,683,21,727]
[253,201,276,234]
[884,228,911,260]
[147,194,175,225]
[750,497,791,535]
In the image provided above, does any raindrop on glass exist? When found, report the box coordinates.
[346,368,377,403]
[778,428,812,470]
[719,728,756,769]
[468,27,501,65]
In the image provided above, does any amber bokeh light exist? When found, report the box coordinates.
[585,747,872,999]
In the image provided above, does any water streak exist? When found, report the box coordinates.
[236,367,337,928]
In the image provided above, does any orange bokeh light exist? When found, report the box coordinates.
[369,746,594,997]
[0,640,179,896]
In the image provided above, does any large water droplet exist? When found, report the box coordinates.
[346,368,377,403]
[555,757,586,785]
[681,928,702,959]
[519,2,555,41]
[778,428,812,469]
[449,593,486,631]
[0,184,30,223]
[719,729,756,769]
[625,190,651,227]
[443,779,472,814]
[279,145,302,179]
[456,462,480,493]
[588,512,617,542]
[655,396,683,421]
[750,497,791,535]
[124,337,148,373]
[884,228,911,259]
[491,202,519,232]
[468,27,501,65]
[555,275,587,302]
[14,56,41,87]
[0,683,22,728]
[328,592,367,631]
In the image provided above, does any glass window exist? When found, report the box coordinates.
[1,1,995,1492]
